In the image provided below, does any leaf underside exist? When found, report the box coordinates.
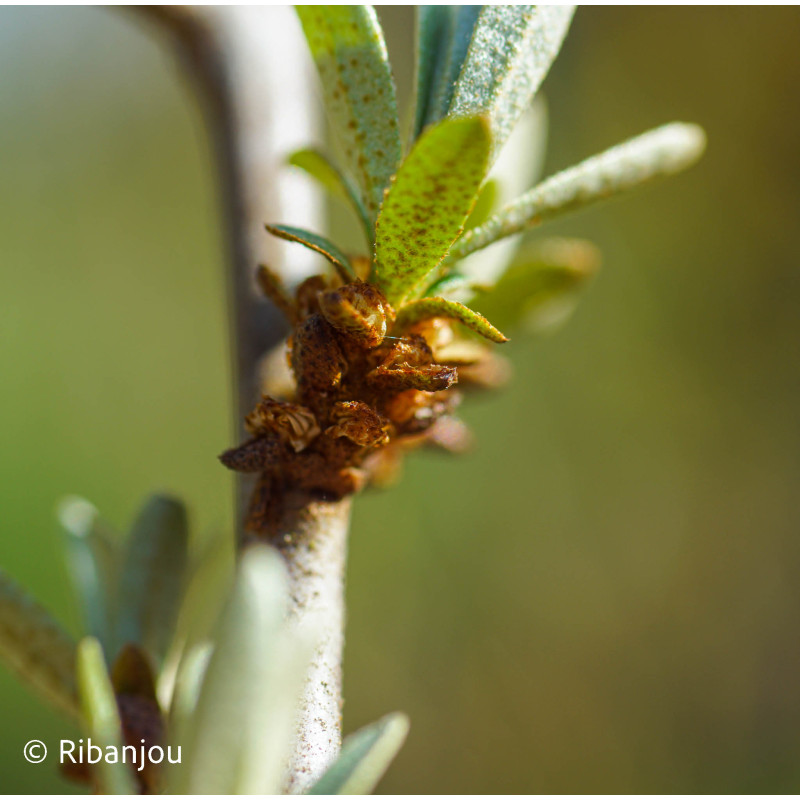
[395,297,508,343]
[423,6,482,131]
[309,712,410,795]
[410,6,450,142]
[448,5,575,161]
[372,115,492,307]
[296,5,401,225]
[266,224,357,282]
[58,495,118,654]
[0,569,78,717]
[450,122,707,262]
[116,495,189,668]
[171,547,311,795]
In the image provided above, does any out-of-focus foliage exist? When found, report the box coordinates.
[309,712,409,795]
[1,5,799,794]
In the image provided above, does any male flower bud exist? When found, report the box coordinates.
[318,282,394,348]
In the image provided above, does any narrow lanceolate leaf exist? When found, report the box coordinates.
[76,638,136,795]
[395,297,508,343]
[423,6,482,130]
[58,495,118,653]
[265,224,356,282]
[288,149,372,243]
[449,5,575,161]
[296,6,401,224]
[471,238,600,333]
[372,116,492,307]
[410,6,451,141]
[168,546,314,795]
[166,642,213,751]
[116,495,189,667]
[309,712,410,795]
[451,122,708,261]
[0,569,78,717]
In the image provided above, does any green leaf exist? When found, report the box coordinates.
[168,546,314,795]
[265,224,356,282]
[288,148,372,244]
[471,237,600,333]
[58,496,118,653]
[156,534,233,712]
[454,98,549,288]
[422,6,482,131]
[449,5,575,161]
[465,178,499,230]
[76,637,136,795]
[166,641,213,750]
[423,272,472,299]
[395,297,508,343]
[309,712,410,794]
[296,6,401,224]
[372,116,492,307]
[410,6,451,142]
[0,569,78,717]
[116,494,189,668]
[450,122,707,261]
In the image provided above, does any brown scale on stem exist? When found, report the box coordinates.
[219,264,507,539]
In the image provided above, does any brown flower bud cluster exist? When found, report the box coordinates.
[220,267,508,537]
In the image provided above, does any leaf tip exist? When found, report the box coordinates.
[57,495,98,539]
[662,122,707,170]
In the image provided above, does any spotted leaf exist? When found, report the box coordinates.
[450,122,707,261]
[296,6,401,225]
[372,115,492,307]
[265,224,356,282]
[394,297,508,343]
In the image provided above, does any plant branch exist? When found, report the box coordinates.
[135,7,348,792]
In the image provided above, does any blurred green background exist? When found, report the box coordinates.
[1,6,799,794]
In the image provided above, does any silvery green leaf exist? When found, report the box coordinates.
[166,641,213,752]
[58,495,118,652]
[410,6,451,142]
[449,5,574,161]
[395,297,508,343]
[471,237,600,334]
[451,122,708,261]
[457,98,549,286]
[266,224,357,282]
[296,6,402,225]
[309,712,410,795]
[372,115,492,306]
[0,568,78,717]
[422,6,482,131]
[76,637,136,795]
[288,148,373,244]
[156,533,232,712]
[168,546,314,795]
[116,494,189,667]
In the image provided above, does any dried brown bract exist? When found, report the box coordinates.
[318,281,393,347]
[327,401,390,447]
[245,397,320,452]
